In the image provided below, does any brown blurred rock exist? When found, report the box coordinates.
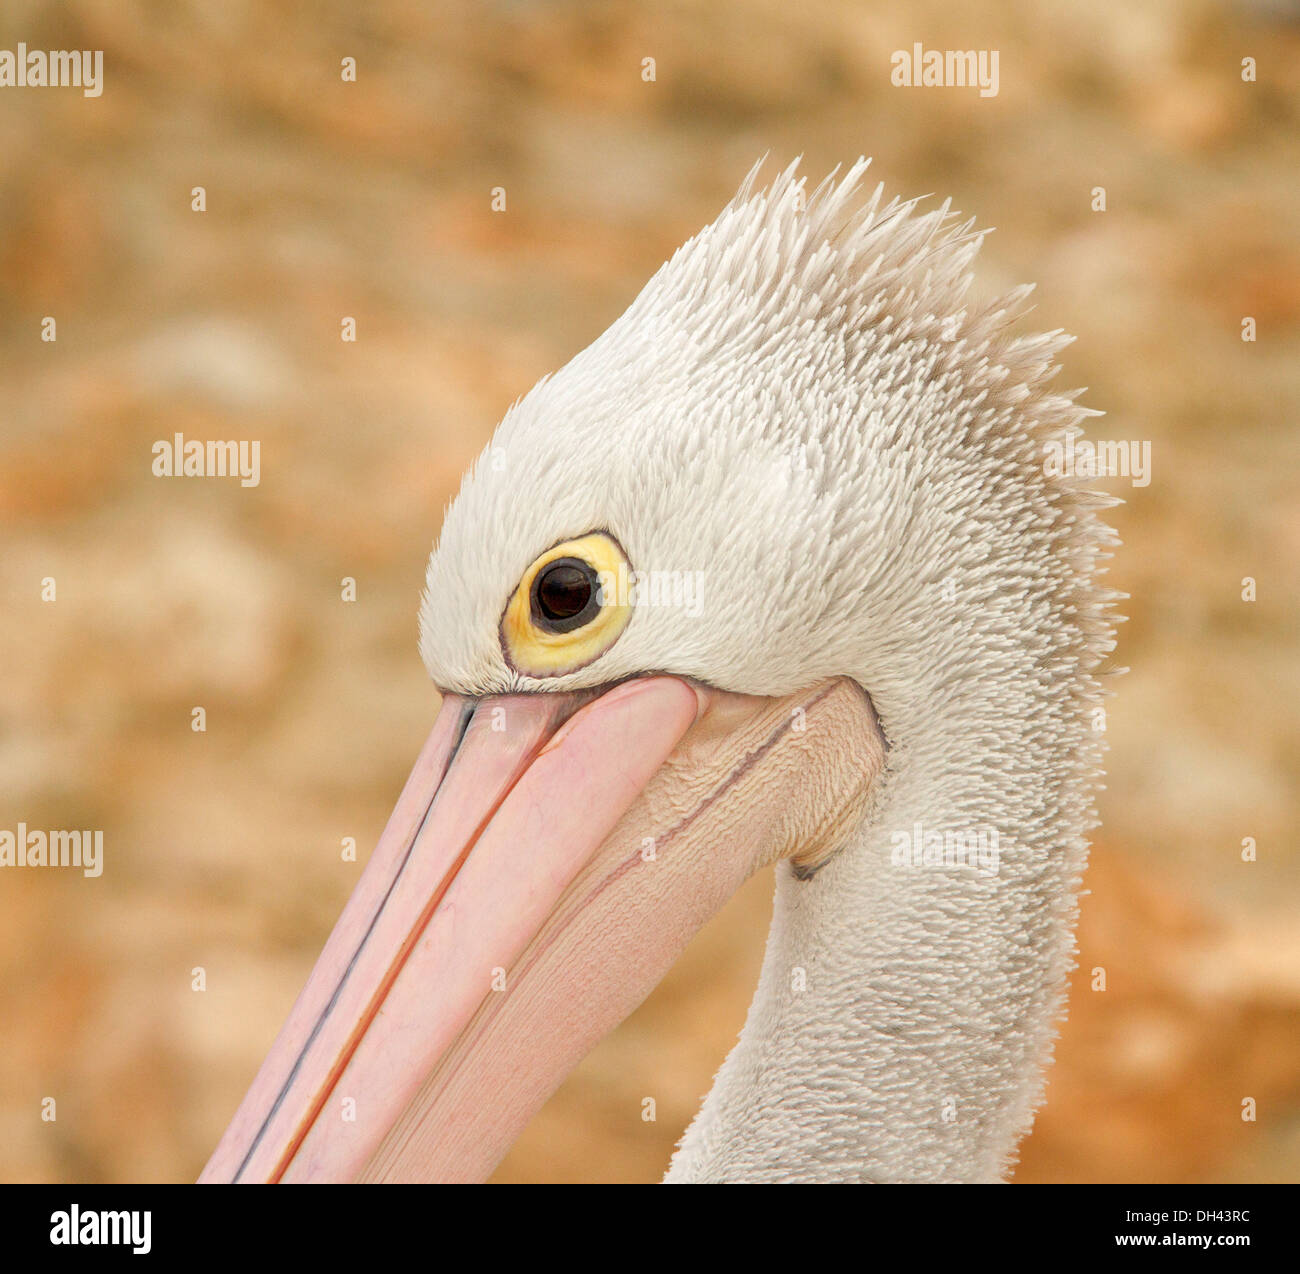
[0,0,1296,1185]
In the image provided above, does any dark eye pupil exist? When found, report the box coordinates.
[538,564,590,618]
[532,557,600,632]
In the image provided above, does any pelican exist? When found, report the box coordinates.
[201,158,1119,1184]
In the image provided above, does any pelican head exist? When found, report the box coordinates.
[202,158,1119,1184]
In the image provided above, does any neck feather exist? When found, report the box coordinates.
[668,602,1108,1182]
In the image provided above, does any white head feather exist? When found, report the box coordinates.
[418,158,1121,1182]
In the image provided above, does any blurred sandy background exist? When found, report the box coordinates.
[1,0,1297,1183]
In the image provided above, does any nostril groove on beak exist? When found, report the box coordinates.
[447,698,476,764]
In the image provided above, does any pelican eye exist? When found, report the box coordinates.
[532,557,600,632]
[501,532,633,678]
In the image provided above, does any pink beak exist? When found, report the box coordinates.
[201,677,703,1182]
[200,672,880,1182]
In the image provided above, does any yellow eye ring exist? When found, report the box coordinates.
[500,532,633,678]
